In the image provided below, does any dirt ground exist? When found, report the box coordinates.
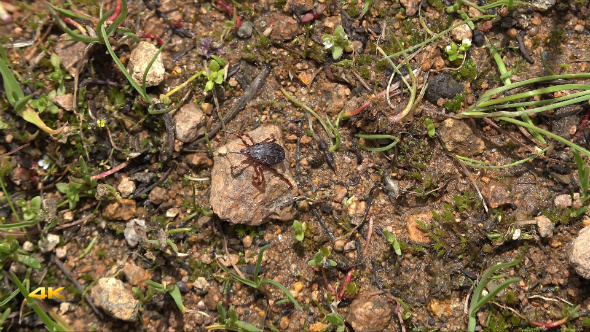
[2,0,590,331]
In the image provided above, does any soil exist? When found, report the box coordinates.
[2,0,590,331]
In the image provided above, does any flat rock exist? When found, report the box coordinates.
[345,296,392,332]
[570,226,590,278]
[127,41,165,87]
[90,278,139,321]
[483,181,511,209]
[256,13,300,42]
[124,262,152,287]
[102,199,136,221]
[406,212,432,243]
[210,125,297,225]
[173,102,206,143]
[438,118,485,156]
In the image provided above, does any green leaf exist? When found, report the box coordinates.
[334,25,346,40]
[205,80,214,92]
[425,118,435,137]
[167,284,185,312]
[291,221,304,242]
[214,69,224,84]
[217,301,227,320]
[228,306,238,324]
[56,183,69,193]
[210,55,227,67]
[209,59,220,72]
[326,313,344,326]
[332,46,343,60]
[15,253,41,269]
[322,35,334,49]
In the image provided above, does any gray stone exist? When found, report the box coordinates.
[127,41,165,87]
[535,215,554,238]
[118,177,136,198]
[237,21,253,39]
[173,102,206,143]
[194,277,211,295]
[554,194,573,209]
[570,226,590,278]
[39,234,60,253]
[91,278,139,321]
[530,0,555,11]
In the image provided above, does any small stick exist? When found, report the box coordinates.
[310,204,335,242]
[516,31,534,64]
[191,65,271,146]
[54,212,95,230]
[133,165,174,197]
[159,111,175,163]
[52,256,103,319]
[90,160,130,180]
[361,217,374,260]
[0,143,29,158]
[351,69,372,91]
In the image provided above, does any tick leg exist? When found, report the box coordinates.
[264,165,294,189]
[260,134,277,143]
[252,164,264,186]
[230,159,251,176]
[225,131,252,147]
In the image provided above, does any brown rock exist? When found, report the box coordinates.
[203,285,223,310]
[103,199,136,221]
[186,152,213,168]
[407,212,432,243]
[54,39,93,77]
[127,41,165,87]
[451,20,472,42]
[149,187,167,205]
[124,262,152,286]
[571,226,590,278]
[54,94,74,111]
[438,118,485,156]
[345,296,392,332]
[210,125,297,225]
[258,13,300,42]
[284,0,314,13]
[400,0,421,16]
[90,278,139,321]
[483,181,511,209]
[554,194,573,209]
[173,102,206,143]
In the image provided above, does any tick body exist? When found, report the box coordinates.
[226,131,294,189]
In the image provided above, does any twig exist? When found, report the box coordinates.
[217,220,246,279]
[159,111,175,163]
[54,212,95,231]
[516,31,534,64]
[361,217,373,261]
[52,256,103,319]
[90,160,130,180]
[132,165,174,197]
[0,143,29,158]
[351,69,372,91]
[191,65,271,146]
[310,204,335,242]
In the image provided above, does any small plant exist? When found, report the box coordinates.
[445,38,471,62]
[29,94,59,114]
[424,118,436,137]
[142,280,185,312]
[467,256,522,332]
[322,25,352,60]
[0,237,41,270]
[206,301,262,332]
[205,55,227,92]
[356,133,399,152]
[324,313,346,332]
[383,230,402,256]
[217,245,302,311]
[16,196,43,223]
[573,151,590,217]
[56,157,97,210]
[308,247,337,269]
[47,53,70,95]
[291,220,306,242]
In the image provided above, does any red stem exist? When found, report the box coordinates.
[91,160,130,180]
[337,266,356,301]
[578,110,590,137]
[107,0,122,21]
[140,33,164,46]
[321,267,337,294]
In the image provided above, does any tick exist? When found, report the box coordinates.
[226,131,294,189]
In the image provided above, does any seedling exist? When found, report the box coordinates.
[445,38,471,62]
[56,157,97,210]
[383,230,402,256]
[308,247,337,269]
[467,256,522,332]
[424,118,436,137]
[322,25,352,60]
[206,301,262,332]
[291,220,306,242]
[573,151,590,217]
[324,313,345,332]
[143,280,185,312]
[16,196,43,222]
[217,245,302,311]
[205,56,227,92]
[29,94,59,114]
[47,53,70,95]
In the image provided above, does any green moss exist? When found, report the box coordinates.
[444,92,464,113]
[453,59,478,82]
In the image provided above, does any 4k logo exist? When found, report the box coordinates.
[29,287,66,300]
